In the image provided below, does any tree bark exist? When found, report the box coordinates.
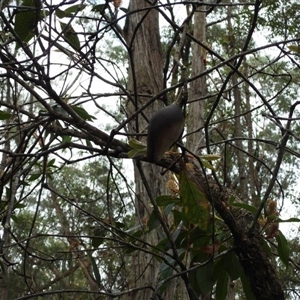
[123,1,185,299]
[187,6,208,300]
[188,163,284,300]
[226,4,247,199]
[186,6,207,153]
[123,1,193,298]
[49,184,100,293]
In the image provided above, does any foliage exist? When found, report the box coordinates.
[6,160,133,298]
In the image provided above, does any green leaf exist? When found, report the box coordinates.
[127,148,147,160]
[215,271,228,300]
[123,244,138,254]
[85,139,93,148]
[276,230,289,267]
[55,8,68,19]
[200,159,215,170]
[231,202,257,214]
[180,171,210,229]
[163,204,174,219]
[56,4,87,18]
[288,45,300,54]
[213,258,225,281]
[228,195,235,205]
[155,195,181,206]
[114,221,125,229]
[240,270,255,300]
[159,259,175,277]
[70,105,96,121]
[92,228,106,248]
[277,217,300,223]
[128,139,147,159]
[147,204,175,233]
[59,22,80,50]
[120,7,128,13]
[173,209,190,227]
[261,238,272,255]
[130,229,144,239]
[147,209,161,231]
[85,139,94,154]
[224,251,243,280]
[14,0,37,48]
[47,158,56,167]
[200,154,221,161]
[129,139,146,150]
[0,110,11,120]
[62,135,72,143]
[200,154,221,170]
[65,4,87,15]
[196,260,214,295]
[147,207,170,231]
[157,249,186,292]
[11,214,19,223]
[125,224,143,235]
[87,252,101,287]
[188,227,212,248]
[14,203,26,209]
[158,270,173,294]
[28,173,41,181]
[92,4,106,13]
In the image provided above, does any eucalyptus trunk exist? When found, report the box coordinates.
[186,7,207,154]
[123,1,187,299]
[186,6,208,300]
[227,3,247,199]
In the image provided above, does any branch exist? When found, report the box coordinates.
[155,155,285,300]
[189,162,284,300]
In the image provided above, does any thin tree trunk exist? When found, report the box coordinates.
[226,4,247,199]
[232,73,247,198]
[123,1,169,299]
[49,183,100,294]
[243,61,259,206]
[186,6,207,154]
[123,1,189,299]
[186,6,208,300]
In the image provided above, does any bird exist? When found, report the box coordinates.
[147,102,184,163]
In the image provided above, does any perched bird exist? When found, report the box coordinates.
[147,103,184,163]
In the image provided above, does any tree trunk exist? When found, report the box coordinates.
[188,164,285,300]
[243,60,259,206]
[186,6,207,153]
[123,2,209,299]
[123,1,187,299]
[187,6,208,300]
[226,4,247,199]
